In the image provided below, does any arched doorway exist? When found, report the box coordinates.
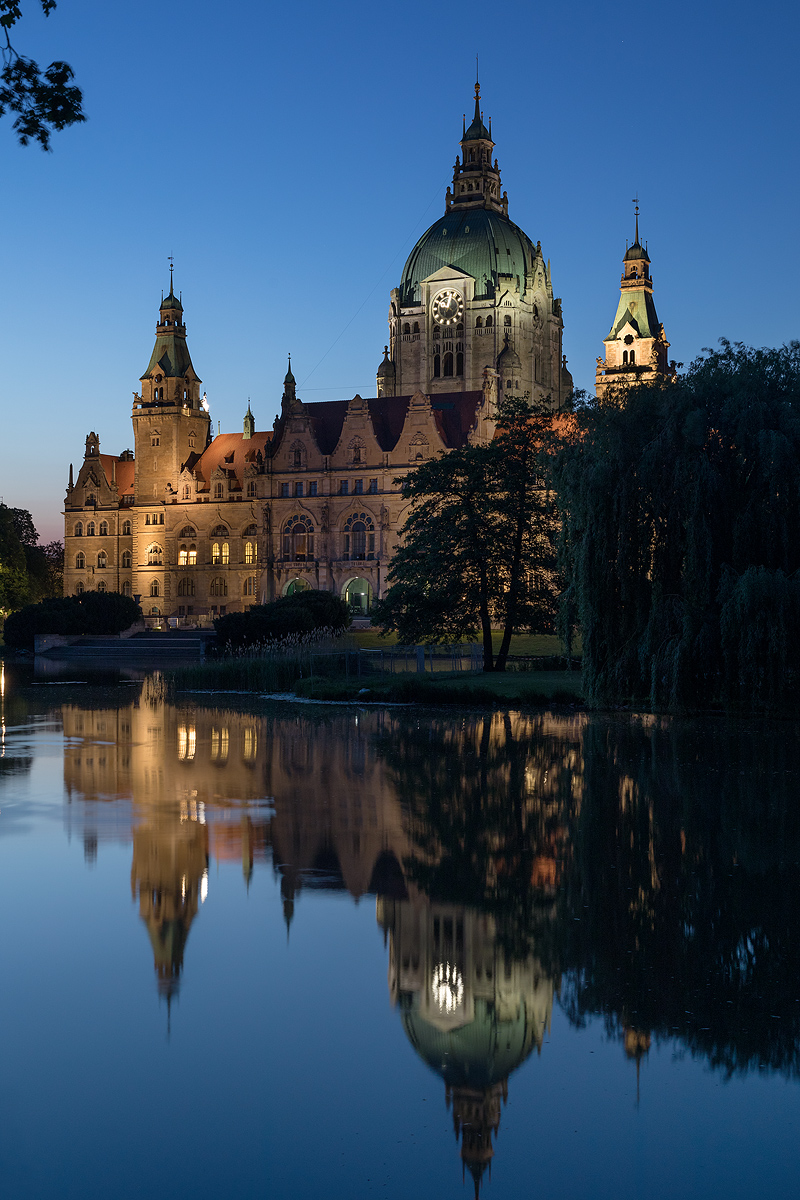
[343,577,373,615]
[283,577,311,597]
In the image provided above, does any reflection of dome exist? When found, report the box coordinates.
[401,992,535,1088]
[399,208,538,306]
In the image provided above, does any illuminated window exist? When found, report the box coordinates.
[179,545,188,566]
[210,727,229,762]
[245,541,257,564]
[221,542,229,565]
[212,541,221,564]
[282,515,314,561]
[147,543,163,565]
[243,727,257,761]
[189,545,197,565]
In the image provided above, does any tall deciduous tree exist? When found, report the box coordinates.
[374,394,561,671]
[0,1,84,148]
[555,341,800,712]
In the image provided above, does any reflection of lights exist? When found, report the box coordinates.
[178,725,197,761]
[200,869,208,904]
[181,874,187,900]
[210,727,229,761]
[432,961,464,1014]
[243,727,256,761]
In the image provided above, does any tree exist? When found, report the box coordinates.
[0,504,64,620]
[3,590,141,649]
[373,394,561,671]
[214,589,350,650]
[554,341,800,711]
[1,1,84,148]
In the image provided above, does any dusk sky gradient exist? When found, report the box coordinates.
[1,0,798,540]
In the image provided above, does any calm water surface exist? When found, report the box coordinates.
[1,664,799,1199]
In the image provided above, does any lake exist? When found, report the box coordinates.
[1,662,799,1199]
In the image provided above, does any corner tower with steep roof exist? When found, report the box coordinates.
[595,205,674,399]
[131,278,209,508]
[384,78,572,407]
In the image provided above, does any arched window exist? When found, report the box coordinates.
[212,541,221,564]
[76,581,84,594]
[178,577,195,596]
[485,315,493,328]
[475,316,483,328]
[443,352,454,377]
[97,581,107,593]
[122,550,132,568]
[74,521,83,537]
[145,514,151,525]
[76,552,85,569]
[456,321,463,334]
[151,433,160,447]
[432,324,440,338]
[87,521,95,537]
[243,576,257,597]
[99,521,108,536]
[413,321,419,334]
[179,525,196,538]
[210,577,228,597]
[630,349,636,364]
[151,605,160,615]
[282,515,314,561]
[504,314,512,327]
[343,512,375,561]
[86,494,96,506]
[245,541,257,564]
[221,542,230,565]
[182,484,191,499]
[456,351,464,375]
[211,525,228,537]
[147,544,163,565]
[122,520,131,536]
[97,551,107,569]
[402,323,411,334]
[433,353,441,378]
[214,481,223,499]
[243,523,257,537]
[179,545,188,566]
[150,580,160,597]
[247,480,257,497]
[122,581,132,597]
[623,350,628,364]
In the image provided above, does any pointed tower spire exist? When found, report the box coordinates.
[447,78,505,216]
[243,400,255,440]
[633,196,640,246]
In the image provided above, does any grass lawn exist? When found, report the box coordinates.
[351,629,579,657]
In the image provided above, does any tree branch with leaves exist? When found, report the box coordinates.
[0,1,84,148]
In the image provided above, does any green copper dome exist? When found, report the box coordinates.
[399,208,537,305]
[401,994,535,1089]
[624,240,650,263]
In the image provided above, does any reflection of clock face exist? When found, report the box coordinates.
[432,289,463,326]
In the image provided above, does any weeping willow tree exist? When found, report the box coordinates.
[555,341,800,711]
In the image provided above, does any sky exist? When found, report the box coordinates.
[0,0,798,541]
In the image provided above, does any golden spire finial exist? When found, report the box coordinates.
[168,254,174,294]
[632,195,640,245]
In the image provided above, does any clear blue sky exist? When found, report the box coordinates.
[1,0,798,541]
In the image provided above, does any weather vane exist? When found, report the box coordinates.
[168,254,174,290]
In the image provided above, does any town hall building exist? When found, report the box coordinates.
[62,82,670,625]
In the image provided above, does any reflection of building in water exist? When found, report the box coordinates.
[62,697,273,997]
[378,897,557,1196]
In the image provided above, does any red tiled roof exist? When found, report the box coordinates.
[431,391,484,448]
[194,432,272,487]
[99,454,135,496]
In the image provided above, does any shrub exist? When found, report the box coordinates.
[3,591,141,649]
[214,589,350,650]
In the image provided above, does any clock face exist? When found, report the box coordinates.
[432,289,463,326]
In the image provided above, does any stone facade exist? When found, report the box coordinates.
[63,289,500,624]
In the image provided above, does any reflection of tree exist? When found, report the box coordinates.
[562,717,800,1079]
[381,711,800,1080]
[378,713,583,966]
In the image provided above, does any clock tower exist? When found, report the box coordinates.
[380,79,572,408]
